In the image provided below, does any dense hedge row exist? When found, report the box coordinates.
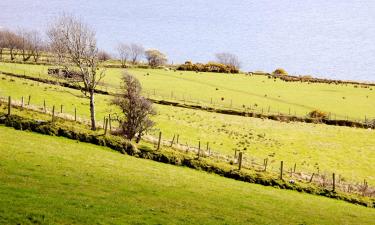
[0,113,374,208]
[177,61,239,73]
[274,74,375,87]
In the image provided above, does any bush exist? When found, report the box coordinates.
[308,110,328,120]
[177,61,239,74]
[273,68,288,75]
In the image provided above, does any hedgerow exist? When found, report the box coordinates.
[0,113,374,208]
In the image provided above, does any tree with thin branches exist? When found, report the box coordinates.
[47,15,105,130]
[215,52,241,70]
[117,43,131,67]
[129,43,144,64]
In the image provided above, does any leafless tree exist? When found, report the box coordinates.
[145,49,167,67]
[98,50,112,62]
[129,43,144,64]
[117,43,130,67]
[18,30,34,61]
[2,30,22,61]
[215,52,241,69]
[47,15,105,130]
[29,30,45,63]
[112,72,155,142]
[0,31,5,61]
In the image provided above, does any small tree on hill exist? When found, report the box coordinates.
[112,72,155,142]
[130,43,144,64]
[47,14,105,130]
[117,43,131,67]
[145,49,167,67]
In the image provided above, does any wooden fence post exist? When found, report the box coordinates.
[264,158,268,172]
[27,95,31,105]
[21,96,24,108]
[176,134,179,144]
[309,173,315,183]
[104,118,108,135]
[43,100,46,113]
[238,152,243,170]
[52,105,55,122]
[108,114,112,131]
[293,163,296,173]
[280,161,284,180]
[7,96,11,116]
[170,134,175,147]
[60,104,63,113]
[157,132,162,150]
[197,141,201,158]
[332,173,335,192]
[74,107,77,121]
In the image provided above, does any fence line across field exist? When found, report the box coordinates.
[0,64,373,124]
[2,95,373,197]
[142,88,373,123]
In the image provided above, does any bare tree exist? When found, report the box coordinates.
[29,30,44,63]
[3,30,22,61]
[0,31,5,61]
[129,43,144,64]
[47,15,105,130]
[18,30,34,61]
[112,72,155,142]
[98,50,112,62]
[215,52,241,69]
[117,43,130,67]
[145,49,167,67]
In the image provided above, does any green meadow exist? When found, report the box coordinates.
[1,74,374,185]
[1,62,374,120]
[0,126,374,225]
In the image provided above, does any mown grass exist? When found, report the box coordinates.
[1,75,374,185]
[1,62,374,120]
[0,125,374,224]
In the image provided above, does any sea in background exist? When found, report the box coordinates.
[0,0,375,81]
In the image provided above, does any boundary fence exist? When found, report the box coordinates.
[1,95,374,199]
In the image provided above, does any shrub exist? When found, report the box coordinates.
[308,110,328,120]
[177,61,239,74]
[273,68,288,75]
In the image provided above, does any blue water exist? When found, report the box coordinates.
[1,0,375,81]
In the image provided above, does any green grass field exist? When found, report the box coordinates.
[1,125,374,225]
[1,74,374,185]
[1,62,374,120]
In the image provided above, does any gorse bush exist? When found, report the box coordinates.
[308,110,328,120]
[177,61,239,73]
[273,68,288,75]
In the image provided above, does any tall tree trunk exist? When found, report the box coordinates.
[89,90,96,130]
[0,49,2,61]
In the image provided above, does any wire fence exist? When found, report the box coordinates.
[1,62,374,124]
[1,95,374,198]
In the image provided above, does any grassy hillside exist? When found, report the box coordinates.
[1,74,374,185]
[1,62,374,120]
[0,125,374,224]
